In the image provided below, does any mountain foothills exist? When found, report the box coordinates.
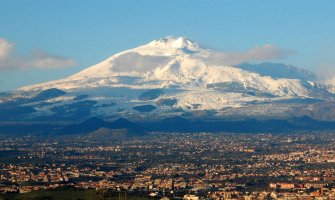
[1,37,335,134]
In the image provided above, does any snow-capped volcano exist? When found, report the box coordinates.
[3,36,335,122]
[21,37,309,97]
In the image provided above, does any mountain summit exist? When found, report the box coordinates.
[147,36,201,50]
[2,37,335,123]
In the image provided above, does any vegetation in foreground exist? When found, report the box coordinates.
[0,187,154,200]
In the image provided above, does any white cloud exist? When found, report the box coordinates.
[206,44,295,66]
[0,38,14,61]
[0,38,76,70]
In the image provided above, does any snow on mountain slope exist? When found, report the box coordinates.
[67,37,210,79]
[20,36,309,98]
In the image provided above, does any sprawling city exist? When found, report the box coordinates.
[1,132,335,199]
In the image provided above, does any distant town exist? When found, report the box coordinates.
[1,132,335,199]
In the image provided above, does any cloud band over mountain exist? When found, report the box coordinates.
[206,44,295,66]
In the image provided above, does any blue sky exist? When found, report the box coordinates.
[0,0,335,91]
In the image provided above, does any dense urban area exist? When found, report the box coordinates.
[1,132,335,199]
